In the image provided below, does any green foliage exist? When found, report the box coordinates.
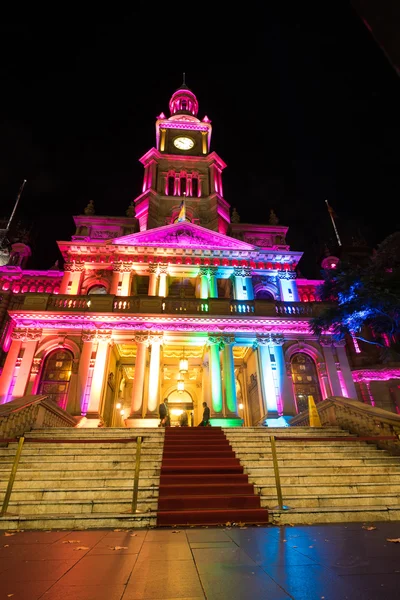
[310,232,400,357]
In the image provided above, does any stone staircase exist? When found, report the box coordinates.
[224,426,400,524]
[0,428,164,530]
[2,425,400,529]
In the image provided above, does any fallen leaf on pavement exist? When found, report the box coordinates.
[225,522,232,527]
[171,530,181,534]
[387,538,400,543]
[113,529,123,532]
[109,546,128,550]
[130,533,137,537]
[237,522,246,527]
[4,533,15,537]
[62,540,81,544]
[362,525,376,531]
[73,546,90,551]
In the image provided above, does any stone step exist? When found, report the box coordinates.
[249,473,400,485]
[0,448,163,457]
[10,452,163,462]
[0,476,159,489]
[254,482,400,495]
[259,493,400,508]
[246,465,400,476]
[233,450,388,461]
[7,486,159,501]
[269,505,400,525]
[0,459,161,471]
[230,443,385,451]
[6,498,158,515]
[240,457,400,467]
[0,512,157,530]
[0,468,160,480]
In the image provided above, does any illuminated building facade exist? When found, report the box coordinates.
[0,81,399,426]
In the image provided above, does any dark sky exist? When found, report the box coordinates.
[0,3,399,279]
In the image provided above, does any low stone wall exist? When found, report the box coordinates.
[0,395,76,439]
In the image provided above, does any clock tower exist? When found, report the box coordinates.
[133,79,230,234]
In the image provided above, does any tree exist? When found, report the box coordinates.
[310,232,400,359]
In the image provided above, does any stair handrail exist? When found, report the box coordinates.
[290,396,400,454]
[0,395,77,439]
[0,435,25,516]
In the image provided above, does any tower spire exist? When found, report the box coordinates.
[182,72,186,85]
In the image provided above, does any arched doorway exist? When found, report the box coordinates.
[290,353,322,413]
[38,349,73,410]
[166,389,194,427]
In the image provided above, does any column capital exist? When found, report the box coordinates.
[320,335,333,347]
[277,270,297,280]
[11,327,42,342]
[133,333,151,345]
[31,357,43,374]
[148,263,158,274]
[82,330,97,342]
[198,267,209,277]
[112,261,131,273]
[64,261,85,272]
[96,330,113,342]
[317,361,328,377]
[270,334,285,346]
[148,333,164,345]
[208,334,226,348]
[158,264,168,275]
[255,334,270,346]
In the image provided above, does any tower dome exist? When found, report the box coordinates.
[169,76,199,117]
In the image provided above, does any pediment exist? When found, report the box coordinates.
[111,222,256,251]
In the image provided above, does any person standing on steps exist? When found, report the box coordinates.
[198,401,210,426]
[159,398,171,427]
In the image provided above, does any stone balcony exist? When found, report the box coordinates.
[19,293,328,319]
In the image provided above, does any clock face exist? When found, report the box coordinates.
[173,136,194,150]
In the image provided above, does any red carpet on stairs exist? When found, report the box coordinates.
[156,426,269,526]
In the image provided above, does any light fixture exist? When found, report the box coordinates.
[177,380,185,393]
[120,409,125,416]
[179,347,188,374]
[238,403,244,410]
[116,402,121,409]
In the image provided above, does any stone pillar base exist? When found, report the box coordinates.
[125,418,160,428]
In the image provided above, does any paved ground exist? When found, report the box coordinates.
[0,522,399,599]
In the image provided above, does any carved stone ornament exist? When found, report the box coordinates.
[148,264,158,274]
[134,333,152,345]
[159,264,168,275]
[96,330,113,342]
[148,333,164,345]
[320,335,333,347]
[64,261,85,272]
[11,327,42,342]
[92,230,118,239]
[31,357,42,374]
[317,362,327,377]
[255,335,271,346]
[208,334,226,348]
[113,261,132,273]
[277,270,297,280]
[198,267,209,277]
[221,334,236,346]
[81,330,97,342]
[270,334,285,346]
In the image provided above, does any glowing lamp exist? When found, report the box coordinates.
[120,409,125,416]
[179,358,188,373]
[177,380,185,393]
[238,403,244,410]
[116,403,121,409]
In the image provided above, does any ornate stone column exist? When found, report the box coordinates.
[208,268,219,299]
[320,336,342,397]
[222,335,238,416]
[130,333,149,417]
[243,267,254,300]
[78,330,96,415]
[199,267,209,299]
[158,264,168,297]
[232,268,243,300]
[317,361,332,399]
[110,262,131,296]
[12,329,42,398]
[208,334,223,415]
[256,335,278,416]
[335,341,358,398]
[277,270,299,302]
[0,331,23,403]
[146,333,163,415]
[148,264,158,296]
[86,330,112,418]
[59,261,85,295]
[270,334,295,415]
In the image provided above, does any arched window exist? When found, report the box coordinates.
[290,353,322,413]
[168,176,175,196]
[192,177,198,197]
[255,289,274,300]
[88,285,107,295]
[38,349,73,410]
[180,177,187,196]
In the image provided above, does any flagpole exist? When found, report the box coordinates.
[6,179,27,231]
[325,199,342,247]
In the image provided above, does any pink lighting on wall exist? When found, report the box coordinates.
[351,333,361,354]
[213,258,220,266]
[352,368,400,382]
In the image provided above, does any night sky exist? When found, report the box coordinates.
[0,3,399,279]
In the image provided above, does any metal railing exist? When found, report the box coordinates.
[0,435,145,517]
[268,434,399,511]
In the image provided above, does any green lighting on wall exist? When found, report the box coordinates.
[209,418,243,428]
